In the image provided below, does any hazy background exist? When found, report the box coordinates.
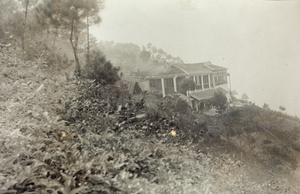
[91,0,300,117]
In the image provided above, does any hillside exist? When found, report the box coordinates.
[1,45,300,193]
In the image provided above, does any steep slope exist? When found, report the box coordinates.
[1,46,299,193]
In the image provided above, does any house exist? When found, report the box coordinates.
[145,61,231,111]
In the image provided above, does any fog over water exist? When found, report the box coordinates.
[91,0,300,117]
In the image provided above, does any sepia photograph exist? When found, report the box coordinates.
[0,0,300,193]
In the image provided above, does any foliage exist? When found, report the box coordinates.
[98,41,184,72]
[0,0,19,40]
[262,103,270,109]
[58,0,102,75]
[221,105,300,173]
[178,78,196,95]
[1,4,300,193]
[279,105,286,112]
[211,89,228,112]
[1,46,300,193]
[82,49,120,85]
[242,93,249,100]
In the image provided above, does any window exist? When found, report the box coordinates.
[164,78,173,88]
[203,75,209,89]
[149,79,162,91]
[215,72,227,86]
[164,78,174,94]
[195,76,202,90]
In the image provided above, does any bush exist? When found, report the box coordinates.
[178,78,195,95]
[211,89,228,112]
[262,103,270,109]
[83,49,120,85]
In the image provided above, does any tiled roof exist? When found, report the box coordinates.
[190,88,228,101]
[206,63,227,71]
[146,62,227,79]
[175,62,227,75]
[146,65,186,78]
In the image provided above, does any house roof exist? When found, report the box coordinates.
[190,88,228,101]
[175,62,227,75]
[146,65,186,79]
[146,62,227,79]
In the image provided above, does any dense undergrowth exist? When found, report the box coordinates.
[1,46,300,193]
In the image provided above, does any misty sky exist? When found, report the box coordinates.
[90,0,300,116]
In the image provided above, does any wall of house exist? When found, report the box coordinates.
[138,80,150,91]
[148,76,185,97]
[213,70,228,86]
[149,79,162,92]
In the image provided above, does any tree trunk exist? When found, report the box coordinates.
[69,16,80,77]
[52,27,58,47]
[22,0,29,50]
[86,15,90,64]
[46,26,50,42]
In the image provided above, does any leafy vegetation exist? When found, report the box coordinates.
[178,78,196,95]
[1,1,300,193]
[2,43,300,193]
[211,89,228,112]
[82,49,120,85]
[98,41,184,73]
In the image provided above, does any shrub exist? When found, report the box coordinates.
[174,98,190,114]
[83,49,120,85]
[178,78,195,95]
[279,106,286,112]
[211,89,228,112]
[262,103,270,109]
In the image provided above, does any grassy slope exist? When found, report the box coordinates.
[1,46,300,193]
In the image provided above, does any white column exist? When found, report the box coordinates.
[208,74,211,89]
[173,77,177,92]
[161,78,165,97]
[193,76,196,91]
[200,75,204,90]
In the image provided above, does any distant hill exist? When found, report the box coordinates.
[98,41,184,72]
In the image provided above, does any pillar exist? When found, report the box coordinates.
[200,75,204,90]
[161,78,165,97]
[211,74,215,88]
[173,77,177,92]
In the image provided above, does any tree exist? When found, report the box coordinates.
[242,93,249,101]
[279,106,286,112]
[0,0,19,40]
[21,0,29,49]
[18,0,39,49]
[59,0,102,76]
[85,0,101,64]
[139,49,151,62]
[230,90,238,100]
[211,89,228,112]
[178,78,195,95]
[35,0,64,46]
[231,90,238,96]
[262,103,269,109]
[83,49,120,85]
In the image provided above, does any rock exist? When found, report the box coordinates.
[117,105,127,113]
[117,105,123,112]
[128,117,136,123]
[136,114,146,119]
